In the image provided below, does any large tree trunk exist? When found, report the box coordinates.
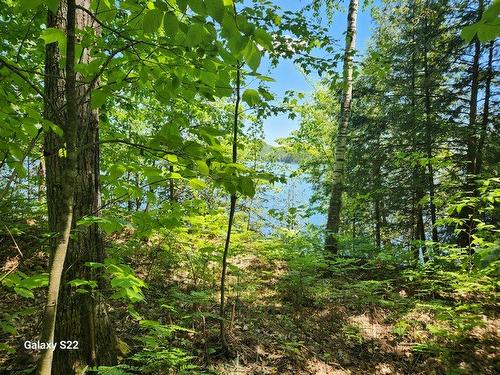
[325,0,359,253]
[41,1,116,373]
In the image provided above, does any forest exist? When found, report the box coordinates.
[0,0,498,374]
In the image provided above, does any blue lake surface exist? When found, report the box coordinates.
[249,163,326,234]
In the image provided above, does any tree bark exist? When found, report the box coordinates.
[476,41,494,175]
[38,1,78,373]
[41,1,116,373]
[325,0,358,253]
[423,36,438,243]
[458,0,483,250]
[374,198,381,250]
[220,64,241,350]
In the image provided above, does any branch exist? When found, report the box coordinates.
[0,58,62,122]
[0,129,42,202]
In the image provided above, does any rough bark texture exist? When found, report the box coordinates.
[42,1,117,373]
[38,1,78,373]
[325,0,358,253]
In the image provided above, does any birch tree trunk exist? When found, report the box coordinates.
[325,0,359,253]
[40,1,116,373]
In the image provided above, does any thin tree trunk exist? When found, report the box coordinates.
[374,198,381,250]
[325,0,358,253]
[476,41,493,175]
[413,167,426,261]
[169,165,175,202]
[38,157,46,201]
[458,1,482,249]
[220,64,241,350]
[351,214,355,254]
[408,6,425,261]
[40,1,116,373]
[423,40,438,242]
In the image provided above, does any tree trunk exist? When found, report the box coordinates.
[41,1,116,373]
[423,38,438,243]
[458,1,482,250]
[220,64,241,350]
[169,165,176,202]
[38,1,78,373]
[476,41,493,175]
[374,198,381,250]
[325,0,358,253]
[413,167,426,261]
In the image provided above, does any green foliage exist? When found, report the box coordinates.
[274,230,329,307]
[2,272,48,299]
[0,0,498,373]
[86,260,146,303]
[462,0,500,43]
[131,320,199,374]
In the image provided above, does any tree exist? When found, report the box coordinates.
[325,0,359,253]
[38,1,116,373]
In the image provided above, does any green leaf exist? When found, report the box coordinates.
[14,287,34,299]
[477,24,500,42]
[46,122,63,137]
[253,28,273,50]
[188,0,206,15]
[189,178,207,190]
[196,160,210,175]
[186,24,206,47]
[0,343,16,353]
[100,217,124,235]
[128,305,143,320]
[166,154,178,163]
[483,0,500,22]
[206,0,225,22]
[40,27,66,53]
[239,176,255,198]
[163,12,179,36]
[109,164,127,180]
[143,9,164,34]
[19,274,48,289]
[242,89,260,106]
[45,0,59,12]
[68,279,96,288]
[0,322,17,335]
[20,0,42,9]
[91,89,108,108]
[243,41,261,71]
[258,87,274,101]
[461,24,479,43]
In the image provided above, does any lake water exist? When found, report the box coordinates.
[248,162,326,234]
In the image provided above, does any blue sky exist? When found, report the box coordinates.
[259,0,379,144]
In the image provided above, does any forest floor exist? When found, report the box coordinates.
[206,249,499,374]
[1,230,499,374]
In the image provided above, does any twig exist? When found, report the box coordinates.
[5,225,23,257]
[0,129,42,202]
